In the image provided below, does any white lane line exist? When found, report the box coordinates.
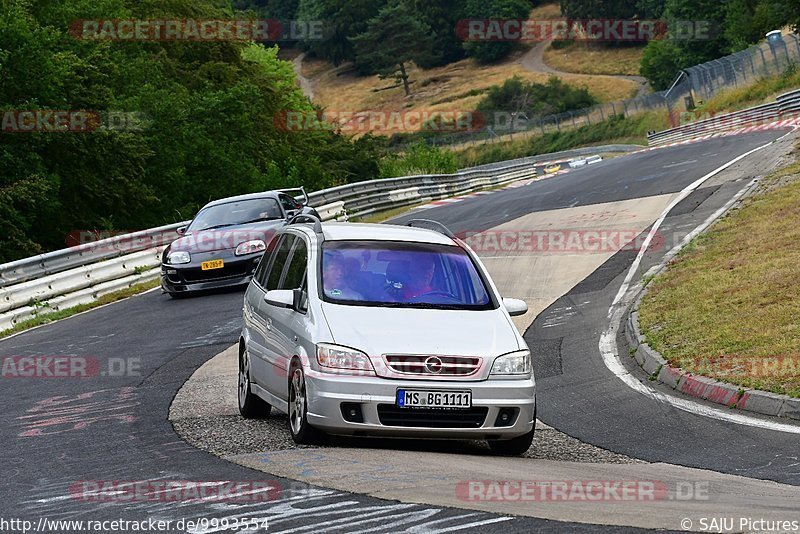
[601,131,800,434]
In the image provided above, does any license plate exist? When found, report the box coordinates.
[201,259,224,271]
[397,389,472,409]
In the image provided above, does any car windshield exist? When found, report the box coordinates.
[188,198,283,231]
[320,241,494,310]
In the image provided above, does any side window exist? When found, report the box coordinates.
[279,194,300,213]
[254,235,280,287]
[281,239,308,291]
[265,235,297,290]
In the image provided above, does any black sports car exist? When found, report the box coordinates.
[161,188,319,297]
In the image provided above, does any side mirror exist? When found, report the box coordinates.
[264,289,294,309]
[285,210,298,219]
[503,297,528,317]
[264,289,307,312]
[176,226,187,236]
[293,288,308,312]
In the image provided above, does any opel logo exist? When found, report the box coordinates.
[424,356,443,374]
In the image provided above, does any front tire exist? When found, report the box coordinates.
[238,345,271,418]
[288,363,325,444]
[488,427,535,456]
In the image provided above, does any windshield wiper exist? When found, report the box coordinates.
[239,217,280,224]
[196,223,240,231]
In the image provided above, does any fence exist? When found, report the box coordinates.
[399,34,800,150]
[647,88,800,146]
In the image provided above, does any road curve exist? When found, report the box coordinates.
[1,129,798,533]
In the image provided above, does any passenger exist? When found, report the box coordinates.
[323,254,363,300]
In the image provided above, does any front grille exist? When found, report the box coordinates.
[384,355,481,376]
[377,405,488,428]
[182,263,250,283]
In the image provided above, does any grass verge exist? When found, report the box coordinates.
[0,279,160,339]
[638,147,800,398]
[695,64,800,114]
[454,110,667,167]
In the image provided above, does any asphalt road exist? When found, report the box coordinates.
[0,129,795,533]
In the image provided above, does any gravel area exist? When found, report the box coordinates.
[172,413,644,464]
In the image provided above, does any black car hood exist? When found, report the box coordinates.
[169,220,285,253]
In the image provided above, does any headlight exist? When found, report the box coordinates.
[235,240,266,256]
[490,350,531,375]
[316,343,374,373]
[166,251,190,265]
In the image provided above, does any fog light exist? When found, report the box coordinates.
[494,408,518,427]
[340,403,364,423]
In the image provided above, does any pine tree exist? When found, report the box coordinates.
[350,3,437,96]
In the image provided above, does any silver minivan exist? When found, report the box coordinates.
[238,217,536,455]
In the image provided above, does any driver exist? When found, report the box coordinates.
[403,255,436,300]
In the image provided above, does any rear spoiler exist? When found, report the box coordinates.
[278,186,310,206]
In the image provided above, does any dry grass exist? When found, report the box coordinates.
[302,52,638,130]
[529,1,562,19]
[638,151,800,398]
[543,43,645,76]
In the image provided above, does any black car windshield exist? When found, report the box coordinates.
[321,241,494,310]
[188,198,283,231]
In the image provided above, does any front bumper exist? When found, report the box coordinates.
[304,372,535,440]
[161,251,262,294]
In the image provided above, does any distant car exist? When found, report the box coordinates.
[161,188,319,297]
[585,155,603,165]
[568,158,587,168]
[544,164,561,174]
[237,217,536,455]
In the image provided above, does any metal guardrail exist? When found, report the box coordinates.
[0,222,188,288]
[0,156,555,332]
[777,88,800,113]
[646,88,800,146]
[0,142,627,333]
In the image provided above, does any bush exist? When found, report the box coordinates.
[379,142,458,177]
[477,76,597,117]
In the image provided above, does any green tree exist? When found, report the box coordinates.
[462,0,532,64]
[640,39,684,90]
[662,0,728,66]
[725,0,791,52]
[0,0,387,261]
[407,0,466,68]
[560,0,638,19]
[296,0,385,65]
[351,2,437,96]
